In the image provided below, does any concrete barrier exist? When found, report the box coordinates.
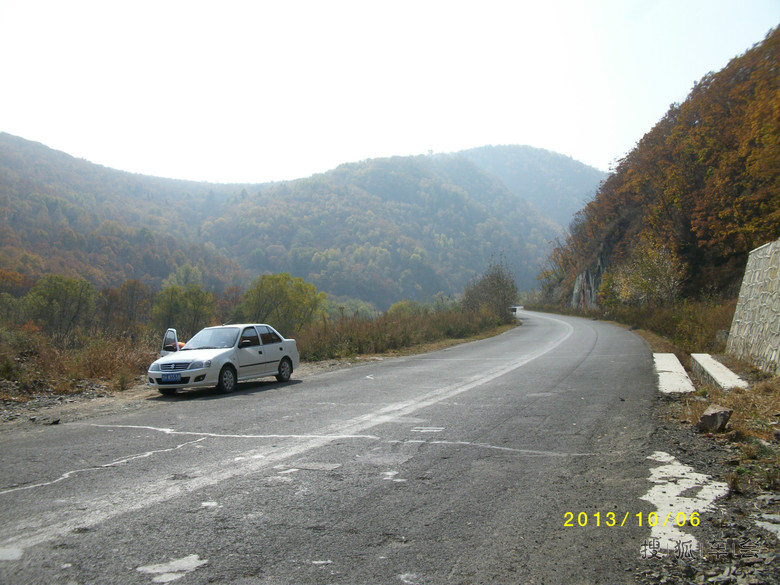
[690,353,748,391]
[653,353,695,394]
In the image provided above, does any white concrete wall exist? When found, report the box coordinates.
[727,239,780,375]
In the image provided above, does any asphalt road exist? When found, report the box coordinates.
[0,311,661,584]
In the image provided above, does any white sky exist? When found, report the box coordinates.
[1,0,778,184]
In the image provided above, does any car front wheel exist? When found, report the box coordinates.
[217,365,237,393]
[276,358,292,383]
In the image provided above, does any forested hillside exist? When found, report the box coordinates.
[0,133,604,310]
[540,27,779,309]
[0,133,249,290]
[200,155,566,308]
[460,145,605,226]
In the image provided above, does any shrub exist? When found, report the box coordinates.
[461,259,518,325]
[0,324,158,401]
[543,298,737,355]
[296,307,504,361]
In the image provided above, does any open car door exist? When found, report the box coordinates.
[160,328,179,357]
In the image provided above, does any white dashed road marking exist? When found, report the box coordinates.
[640,451,728,556]
[136,554,208,583]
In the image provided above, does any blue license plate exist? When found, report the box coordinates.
[161,373,181,383]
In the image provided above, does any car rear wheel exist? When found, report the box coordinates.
[217,365,237,393]
[276,358,292,383]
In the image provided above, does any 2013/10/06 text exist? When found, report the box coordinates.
[563,511,700,528]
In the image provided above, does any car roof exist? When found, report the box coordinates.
[204,324,273,329]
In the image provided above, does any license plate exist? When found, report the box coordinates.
[161,373,181,383]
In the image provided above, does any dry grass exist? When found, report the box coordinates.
[674,378,780,442]
[0,326,158,401]
[529,299,737,356]
[633,329,690,367]
[670,377,780,491]
[725,378,780,441]
[296,308,513,361]
[631,318,778,444]
[1,311,516,403]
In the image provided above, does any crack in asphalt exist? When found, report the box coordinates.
[1,314,576,556]
[91,423,381,441]
[0,437,206,496]
[395,439,594,457]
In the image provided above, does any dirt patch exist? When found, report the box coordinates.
[0,358,365,431]
[633,328,691,366]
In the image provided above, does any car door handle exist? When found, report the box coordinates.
[258,350,263,354]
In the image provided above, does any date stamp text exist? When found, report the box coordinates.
[564,511,700,528]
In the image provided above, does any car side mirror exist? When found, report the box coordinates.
[239,339,251,348]
[163,343,177,352]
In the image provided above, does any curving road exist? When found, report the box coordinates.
[1,311,663,584]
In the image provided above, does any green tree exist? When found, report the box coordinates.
[239,273,326,334]
[151,284,215,339]
[387,300,425,316]
[162,264,203,288]
[24,274,95,339]
[597,271,620,309]
[180,284,215,336]
[0,293,20,323]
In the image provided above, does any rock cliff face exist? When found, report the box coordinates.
[569,254,606,310]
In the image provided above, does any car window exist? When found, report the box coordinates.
[184,327,239,349]
[240,327,260,346]
[258,326,282,344]
[162,329,178,351]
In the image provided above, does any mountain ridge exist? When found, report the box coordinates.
[0,133,606,309]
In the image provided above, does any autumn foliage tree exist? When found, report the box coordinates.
[599,240,686,307]
[540,26,780,306]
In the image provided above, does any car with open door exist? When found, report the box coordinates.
[147,324,299,396]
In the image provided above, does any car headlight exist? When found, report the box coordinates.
[188,360,211,370]
[149,363,161,372]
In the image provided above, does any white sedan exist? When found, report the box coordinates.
[147,324,300,396]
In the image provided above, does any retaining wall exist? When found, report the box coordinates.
[726,239,780,375]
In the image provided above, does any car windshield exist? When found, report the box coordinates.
[183,327,239,350]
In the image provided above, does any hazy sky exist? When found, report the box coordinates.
[1,0,778,183]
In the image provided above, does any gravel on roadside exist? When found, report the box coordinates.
[633,394,779,585]
[1,358,372,428]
